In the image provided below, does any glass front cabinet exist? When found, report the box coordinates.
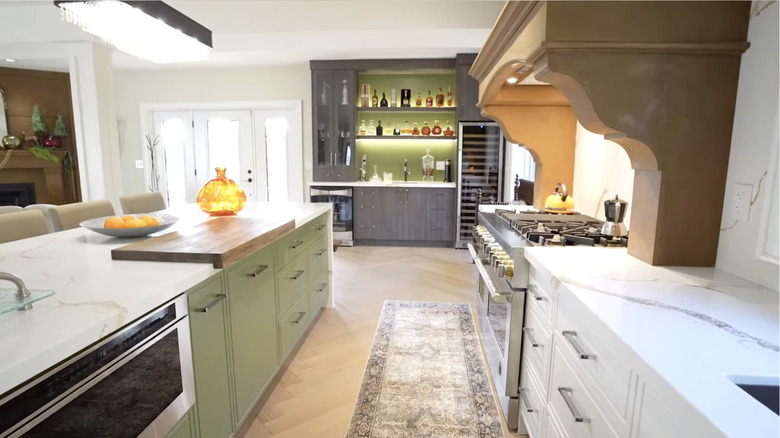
[312,69,356,182]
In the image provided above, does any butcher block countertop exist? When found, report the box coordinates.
[0,202,331,397]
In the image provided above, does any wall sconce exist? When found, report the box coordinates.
[54,1,212,64]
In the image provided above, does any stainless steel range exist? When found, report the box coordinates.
[467,208,627,434]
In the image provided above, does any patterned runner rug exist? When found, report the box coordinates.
[345,301,504,438]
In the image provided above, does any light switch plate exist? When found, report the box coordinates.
[135,160,144,169]
[436,161,445,170]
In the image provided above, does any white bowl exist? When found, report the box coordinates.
[80,213,179,238]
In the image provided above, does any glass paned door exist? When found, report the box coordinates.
[153,111,196,208]
[249,109,299,203]
[193,111,254,201]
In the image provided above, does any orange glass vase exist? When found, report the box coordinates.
[196,167,247,216]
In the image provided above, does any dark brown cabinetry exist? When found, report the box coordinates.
[456,53,490,122]
[312,69,356,182]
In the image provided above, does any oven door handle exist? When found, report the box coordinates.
[467,243,511,303]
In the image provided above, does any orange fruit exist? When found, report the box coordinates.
[104,216,125,229]
[124,218,148,228]
[122,215,137,222]
[139,215,160,226]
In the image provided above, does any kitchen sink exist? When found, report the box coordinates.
[729,375,779,415]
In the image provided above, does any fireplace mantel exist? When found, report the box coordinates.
[0,150,67,205]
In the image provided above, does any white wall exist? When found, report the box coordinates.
[716,2,779,291]
[113,65,312,199]
[571,123,635,226]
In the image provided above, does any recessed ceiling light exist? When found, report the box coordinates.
[506,77,519,84]
[4,59,16,63]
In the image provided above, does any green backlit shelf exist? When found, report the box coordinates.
[356,107,456,113]
[356,136,457,141]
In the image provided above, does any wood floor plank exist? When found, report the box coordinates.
[239,246,519,438]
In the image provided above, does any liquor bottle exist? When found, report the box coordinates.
[443,120,454,137]
[359,120,367,136]
[368,119,376,135]
[371,89,379,107]
[415,93,423,107]
[341,80,349,105]
[435,88,444,107]
[432,120,442,136]
[422,149,435,181]
[376,120,384,136]
[412,122,420,136]
[390,89,397,107]
[401,121,412,135]
[380,92,388,107]
[401,89,411,107]
[421,121,431,136]
[393,123,401,135]
[446,86,453,106]
[361,84,370,107]
[425,90,433,107]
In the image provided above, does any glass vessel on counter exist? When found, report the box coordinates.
[422,149,435,181]
[197,167,247,216]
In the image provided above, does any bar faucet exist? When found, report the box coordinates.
[403,159,409,182]
[0,272,32,310]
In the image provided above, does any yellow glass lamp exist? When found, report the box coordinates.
[196,167,247,216]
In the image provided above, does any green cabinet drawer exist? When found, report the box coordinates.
[188,276,233,438]
[278,290,311,359]
[307,234,329,278]
[275,227,313,269]
[166,409,192,438]
[226,245,278,427]
[308,269,329,317]
[305,213,329,236]
[276,253,309,315]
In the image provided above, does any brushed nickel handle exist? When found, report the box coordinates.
[518,387,534,412]
[248,265,268,277]
[288,270,305,280]
[523,327,540,347]
[290,240,305,249]
[433,192,447,197]
[562,330,595,359]
[316,224,326,230]
[197,294,226,313]
[558,387,589,423]
[290,311,306,324]
[316,283,327,292]
[527,284,545,301]
[315,249,327,256]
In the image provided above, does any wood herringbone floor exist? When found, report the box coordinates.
[238,246,518,438]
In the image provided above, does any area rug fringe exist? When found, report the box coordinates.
[345,300,504,438]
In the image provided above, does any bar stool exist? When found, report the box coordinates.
[51,200,116,231]
[24,204,59,232]
[0,210,50,243]
[119,192,166,215]
[0,206,23,214]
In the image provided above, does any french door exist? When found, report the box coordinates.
[151,108,300,207]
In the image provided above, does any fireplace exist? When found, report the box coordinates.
[0,183,36,207]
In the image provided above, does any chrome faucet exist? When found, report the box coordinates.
[403,159,409,182]
[0,272,32,311]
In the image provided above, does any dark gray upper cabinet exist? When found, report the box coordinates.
[312,69,356,182]
[456,53,490,122]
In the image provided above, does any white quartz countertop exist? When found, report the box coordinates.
[311,181,456,188]
[524,247,779,438]
[0,202,330,397]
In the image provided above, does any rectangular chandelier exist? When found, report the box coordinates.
[54,1,212,64]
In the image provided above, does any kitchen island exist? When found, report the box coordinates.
[523,246,778,438]
[0,202,332,437]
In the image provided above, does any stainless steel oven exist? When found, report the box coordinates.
[0,294,194,438]
[310,186,353,246]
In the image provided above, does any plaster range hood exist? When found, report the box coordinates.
[470,1,751,267]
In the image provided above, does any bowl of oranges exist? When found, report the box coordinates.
[80,213,179,238]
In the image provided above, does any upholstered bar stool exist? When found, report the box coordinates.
[0,206,23,214]
[23,204,59,232]
[119,192,166,215]
[0,210,50,243]
[51,200,116,231]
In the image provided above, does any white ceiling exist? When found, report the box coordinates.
[0,0,506,72]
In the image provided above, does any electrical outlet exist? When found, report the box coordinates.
[135,160,144,169]
[436,161,445,170]
[731,183,753,223]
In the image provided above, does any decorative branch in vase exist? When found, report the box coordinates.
[145,134,161,192]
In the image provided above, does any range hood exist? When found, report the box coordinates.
[471,1,751,266]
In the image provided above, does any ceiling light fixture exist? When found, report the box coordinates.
[506,77,519,84]
[54,1,212,64]
[4,59,15,63]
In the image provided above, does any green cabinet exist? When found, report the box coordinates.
[226,245,278,427]
[166,409,194,438]
[188,276,233,438]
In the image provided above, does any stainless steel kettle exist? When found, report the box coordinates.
[601,194,628,237]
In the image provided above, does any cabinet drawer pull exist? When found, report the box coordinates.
[316,224,326,231]
[196,294,227,313]
[562,330,595,359]
[287,270,305,280]
[558,387,589,423]
[433,192,447,197]
[527,284,545,301]
[431,207,446,211]
[522,327,540,347]
[289,311,306,324]
[518,387,534,412]
[316,283,328,292]
[290,240,305,249]
[315,249,327,256]
[248,265,268,277]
